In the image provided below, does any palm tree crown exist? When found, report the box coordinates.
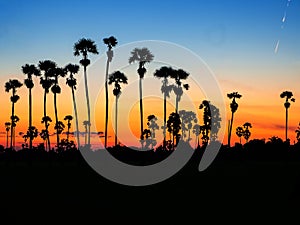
[73,38,99,67]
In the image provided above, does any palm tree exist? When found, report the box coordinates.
[39,60,56,151]
[4,122,11,149]
[170,69,189,113]
[41,116,52,150]
[83,120,90,146]
[146,115,159,149]
[103,36,118,148]
[5,79,23,149]
[51,67,66,149]
[64,115,73,143]
[129,47,154,140]
[74,38,99,148]
[22,64,41,150]
[154,66,174,149]
[108,71,128,146]
[227,92,242,147]
[280,91,295,141]
[65,63,80,149]
[243,122,252,143]
[167,112,181,150]
[192,124,201,149]
[295,123,300,143]
[235,126,244,144]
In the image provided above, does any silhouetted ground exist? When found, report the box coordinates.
[1,142,300,224]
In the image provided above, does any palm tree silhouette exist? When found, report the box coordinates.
[83,120,90,146]
[39,60,56,151]
[41,116,52,150]
[170,69,189,113]
[280,91,295,142]
[243,122,252,143]
[129,47,154,140]
[65,63,80,149]
[108,71,128,146]
[22,64,41,150]
[295,123,300,143]
[5,79,23,149]
[51,67,66,148]
[25,126,38,149]
[235,126,244,144]
[192,124,201,149]
[103,36,118,148]
[227,92,242,147]
[64,115,73,143]
[146,115,159,149]
[179,110,197,142]
[4,122,11,149]
[74,38,99,148]
[167,112,181,150]
[153,66,174,149]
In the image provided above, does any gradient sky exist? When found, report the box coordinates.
[0,0,300,148]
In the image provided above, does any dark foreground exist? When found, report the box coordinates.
[1,142,300,224]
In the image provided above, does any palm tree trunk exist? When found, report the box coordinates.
[83,65,91,147]
[72,87,80,149]
[104,58,110,148]
[54,93,59,149]
[10,99,14,149]
[163,90,167,150]
[175,95,179,113]
[44,90,51,151]
[29,88,32,150]
[6,130,9,149]
[286,107,288,141]
[139,78,144,141]
[115,96,118,146]
[228,112,234,147]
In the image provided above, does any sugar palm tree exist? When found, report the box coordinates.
[243,122,252,143]
[4,122,11,149]
[65,63,80,148]
[103,36,118,148]
[39,60,56,151]
[227,92,242,147]
[280,91,295,141]
[235,126,244,144]
[108,71,128,146]
[129,47,154,140]
[22,63,41,150]
[5,79,23,149]
[154,66,174,149]
[64,115,73,143]
[74,38,99,148]
[170,69,189,113]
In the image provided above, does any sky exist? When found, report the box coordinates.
[0,0,300,148]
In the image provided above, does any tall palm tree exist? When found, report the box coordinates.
[108,71,128,146]
[103,36,118,148]
[74,38,99,148]
[65,63,80,148]
[129,47,154,140]
[22,64,41,150]
[170,69,189,113]
[51,67,66,149]
[4,122,11,149]
[227,92,242,147]
[64,115,73,142]
[5,79,23,149]
[154,66,174,149]
[280,91,295,141]
[243,122,252,143]
[39,60,56,151]
[235,126,244,144]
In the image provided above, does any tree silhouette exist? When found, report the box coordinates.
[4,122,11,149]
[167,112,181,150]
[74,38,99,148]
[64,115,73,143]
[227,92,242,147]
[25,126,38,149]
[199,100,211,146]
[65,63,80,149]
[5,79,23,149]
[295,123,300,143]
[170,69,189,113]
[236,126,244,144]
[243,122,252,143]
[103,36,118,148]
[144,115,159,149]
[83,120,90,146]
[51,67,66,148]
[39,60,56,151]
[154,66,174,149]
[129,47,154,141]
[192,124,201,149]
[41,116,52,150]
[22,64,41,150]
[108,71,128,146]
[280,91,295,142]
[179,110,197,142]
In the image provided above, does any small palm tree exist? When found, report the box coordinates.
[39,60,56,151]
[5,79,23,149]
[243,122,252,143]
[280,91,295,141]
[103,36,118,148]
[227,92,242,147]
[22,63,41,150]
[64,115,73,143]
[129,47,154,140]
[179,110,197,142]
[74,38,99,148]
[235,126,244,144]
[146,115,159,149]
[108,71,128,146]
[167,112,181,150]
[41,116,52,150]
[4,122,11,149]
[192,124,201,149]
